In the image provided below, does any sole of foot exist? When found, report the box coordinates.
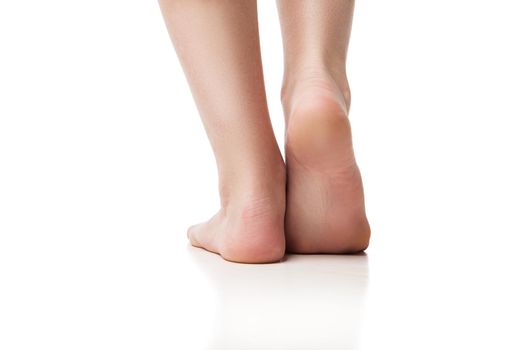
[284,74,370,254]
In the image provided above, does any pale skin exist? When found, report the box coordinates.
[159,0,370,263]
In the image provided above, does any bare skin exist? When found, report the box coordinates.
[277,0,370,253]
[159,0,370,263]
[159,0,286,263]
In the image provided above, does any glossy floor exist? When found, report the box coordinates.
[189,247,369,349]
[2,225,523,350]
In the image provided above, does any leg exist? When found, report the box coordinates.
[159,0,286,263]
[277,0,370,253]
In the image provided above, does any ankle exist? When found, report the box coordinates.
[281,66,351,115]
[218,161,286,210]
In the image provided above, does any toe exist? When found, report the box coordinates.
[187,224,203,248]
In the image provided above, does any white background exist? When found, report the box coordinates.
[1,0,524,349]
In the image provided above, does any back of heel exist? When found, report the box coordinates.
[286,95,354,170]
[220,199,286,264]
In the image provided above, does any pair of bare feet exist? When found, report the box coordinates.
[159,0,369,263]
[187,70,370,263]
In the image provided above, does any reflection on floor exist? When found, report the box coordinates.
[188,246,369,350]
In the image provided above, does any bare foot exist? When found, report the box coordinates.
[187,165,287,263]
[283,71,370,254]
